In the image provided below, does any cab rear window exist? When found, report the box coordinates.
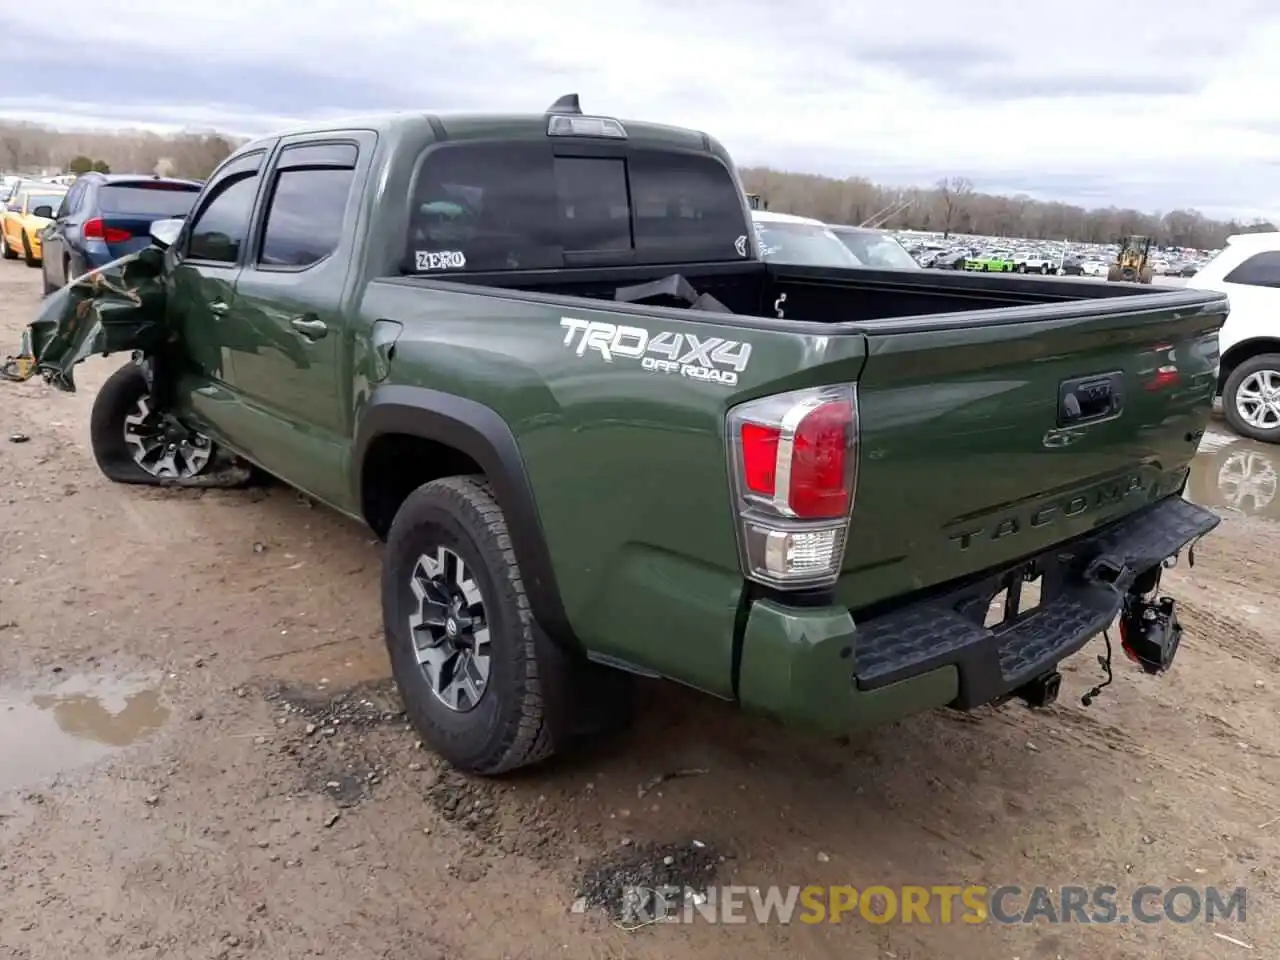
[404,142,750,273]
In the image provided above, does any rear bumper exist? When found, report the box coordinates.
[737,496,1220,732]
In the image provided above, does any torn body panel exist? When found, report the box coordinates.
[6,248,170,391]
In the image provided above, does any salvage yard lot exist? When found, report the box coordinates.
[0,259,1276,960]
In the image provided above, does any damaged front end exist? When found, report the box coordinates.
[2,244,251,488]
[2,247,171,390]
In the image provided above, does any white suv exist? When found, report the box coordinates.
[1192,231,1280,443]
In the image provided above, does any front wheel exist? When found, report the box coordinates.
[21,233,39,268]
[90,363,216,483]
[1223,355,1280,444]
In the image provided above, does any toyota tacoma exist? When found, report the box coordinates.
[11,95,1227,775]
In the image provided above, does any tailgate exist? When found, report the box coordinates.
[837,291,1227,610]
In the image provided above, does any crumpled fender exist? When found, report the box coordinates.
[2,247,169,392]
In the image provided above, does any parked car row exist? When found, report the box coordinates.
[1,172,202,289]
[900,231,1212,278]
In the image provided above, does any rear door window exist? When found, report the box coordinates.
[258,163,355,268]
[98,183,201,217]
[405,141,749,273]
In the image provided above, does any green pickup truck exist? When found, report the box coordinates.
[19,95,1227,775]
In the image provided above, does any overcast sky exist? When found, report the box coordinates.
[2,0,1277,220]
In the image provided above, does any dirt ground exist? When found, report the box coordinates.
[1,258,1277,960]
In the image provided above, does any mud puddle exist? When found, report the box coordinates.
[0,673,169,791]
[1188,428,1280,520]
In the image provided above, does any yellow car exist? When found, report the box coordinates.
[2,186,68,267]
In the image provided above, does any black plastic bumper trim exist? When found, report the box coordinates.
[852,496,1219,708]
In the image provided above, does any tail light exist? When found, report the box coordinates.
[83,218,132,243]
[727,384,858,588]
[1143,343,1179,392]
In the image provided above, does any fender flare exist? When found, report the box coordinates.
[354,385,579,652]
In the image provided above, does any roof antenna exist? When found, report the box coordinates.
[546,93,582,115]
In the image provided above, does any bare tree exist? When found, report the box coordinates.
[935,177,973,239]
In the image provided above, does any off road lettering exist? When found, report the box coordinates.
[559,318,752,387]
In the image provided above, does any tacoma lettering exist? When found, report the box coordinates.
[949,475,1149,550]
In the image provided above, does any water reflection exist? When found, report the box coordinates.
[0,675,169,792]
[1187,431,1279,520]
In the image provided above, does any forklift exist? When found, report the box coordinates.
[1106,235,1154,283]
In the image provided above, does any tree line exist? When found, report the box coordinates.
[739,169,1276,251]
[0,121,241,182]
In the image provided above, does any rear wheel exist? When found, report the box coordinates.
[1223,355,1280,444]
[384,477,563,774]
[90,363,216,483]
[383,475,630,774]
[1,235,16,259]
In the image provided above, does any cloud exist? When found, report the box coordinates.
[1,0,1277,219]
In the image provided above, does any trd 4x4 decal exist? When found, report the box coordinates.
[559,318,752,387]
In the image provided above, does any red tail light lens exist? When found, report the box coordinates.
[740,423,780,496]
[83,218,132,243]
[728,384,859,588]
[789,401,852,518]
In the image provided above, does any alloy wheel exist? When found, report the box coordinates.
[408,545,492,712]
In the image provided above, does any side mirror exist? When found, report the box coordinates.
[32,205,53,219]
[149,218,183,250]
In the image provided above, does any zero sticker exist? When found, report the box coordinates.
[415,250,466,271]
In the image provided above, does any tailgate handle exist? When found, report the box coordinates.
[1058,372,1123,427]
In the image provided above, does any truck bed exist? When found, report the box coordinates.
[397,259,1162,327]
[373,262,1225,618]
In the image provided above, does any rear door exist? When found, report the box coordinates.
[217,134,373,507]
[166,150,269,440]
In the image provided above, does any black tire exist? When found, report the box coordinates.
[1,235,16,259]
[1138,266,1153,284]
[383,476,573,774]
[1106,265,1122,282]
[22,233,39,268]
[1040,264,1050,275]
[90,362,216,484]
[91,364,160,483]
[1223,354,1280,444]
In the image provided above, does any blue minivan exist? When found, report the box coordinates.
[40,173,202,293]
